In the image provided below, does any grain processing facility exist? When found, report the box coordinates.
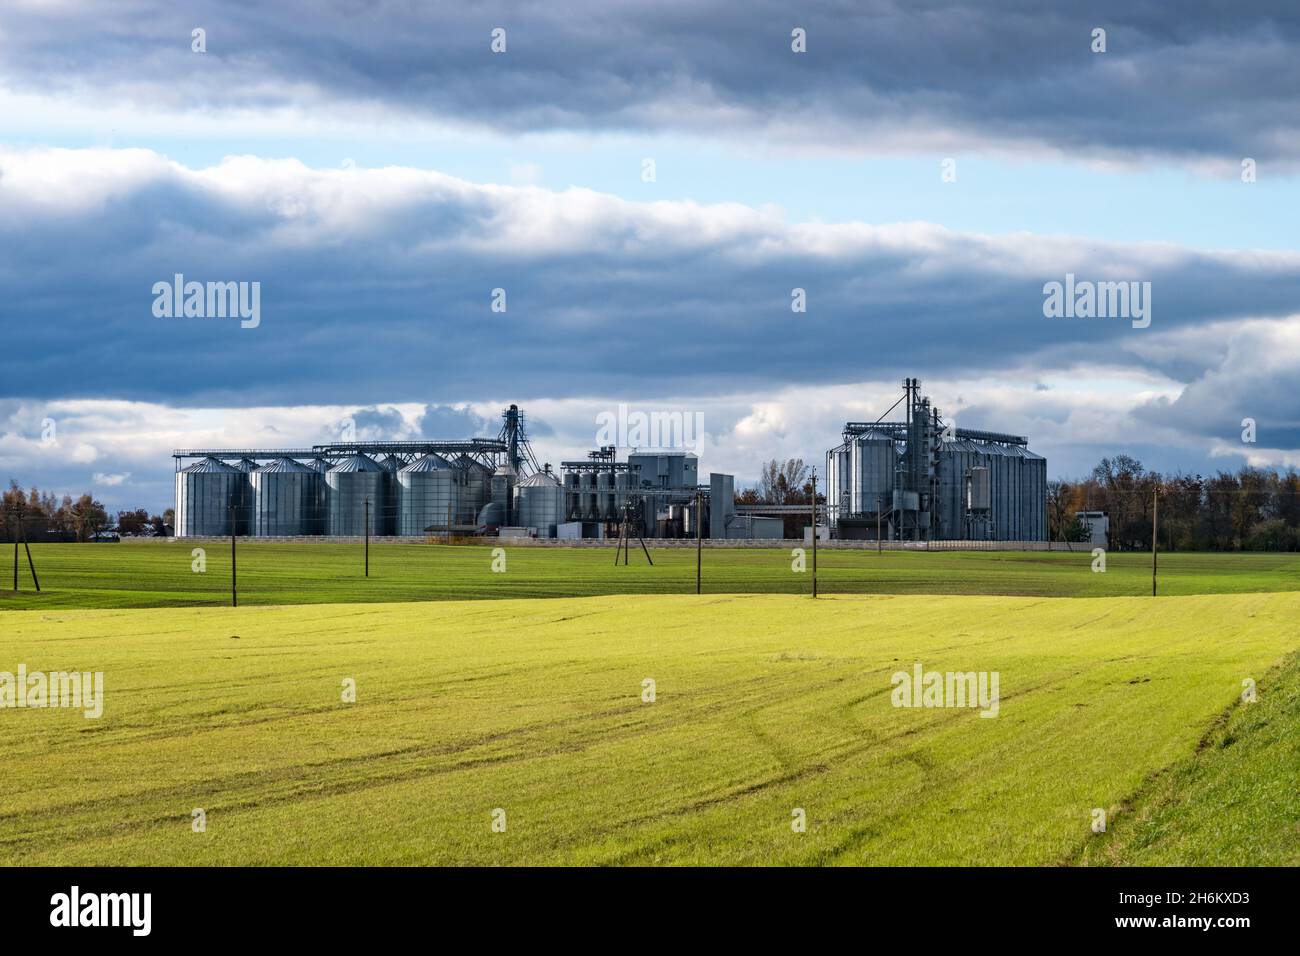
[825,379,1047,541]
[174,378,1046,542]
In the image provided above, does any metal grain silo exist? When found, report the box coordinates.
[304,458,331,533]
[174,457,241,537]
[230,457,259,534]
[491,464,516,525]
[397,454,455,535]
[251,457,320,536]
[937,437,981,539]
[579,472,597,519]
[563,472,580,521]
[1015,447,1047,541]
[596,470,615,520]
[851,429,895,514]
[326,454,385,536]
[516,469,565,537]
[454,455,492,525]
[378,454,404,535]
[825,444,850,524]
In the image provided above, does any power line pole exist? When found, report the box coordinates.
[811,469,818,599]
[877,495,882,555]
[11,517,18,591]
[19,517,39,591]
[1152,488,1159,597]
[229,506,237,607]
[364,499,370,577]
[695,488,702,595]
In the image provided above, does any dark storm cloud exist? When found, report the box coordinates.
[3,148,1300,412]
[3,147,1300,440]
[4,1,1299,163]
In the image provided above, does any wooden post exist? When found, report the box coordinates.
[877,495,882,555]
[364,499,370,577]
[11,518,18,591]
[230,506,237,607]
[1152,488,1158,597]
[696,489,702,595]
[20,518,39,592]
[811,470,818,598]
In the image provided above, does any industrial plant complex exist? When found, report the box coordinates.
[173,381,1047,542]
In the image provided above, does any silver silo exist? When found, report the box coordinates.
[579,472,597,519]
[563,472,580,521]
[852,429,895,514]
[378,454,404,535]
[326,454,385,536]
[491,464,516,525]
[453,455,492,525]
[596,471,615,520]
[174,456,242,537]
[306,457,332,533]
[516,468,565,537]
[231,457,259,534]
[397,454,455,535]
[251,457,320,536]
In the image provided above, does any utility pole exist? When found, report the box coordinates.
[19,517,39,591]
[877,495,882,555]
[1152,488,1158,597]
[695,488,702,595]
[11,517,18,591]
[811,469,818,598]
[364,499,370,577]
[230,506,237,607]
[446,503,452,545]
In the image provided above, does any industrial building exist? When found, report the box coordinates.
[174,379,1045,543]
[174,405,547,538]
[825,379,1046,541]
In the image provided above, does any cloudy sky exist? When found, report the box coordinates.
[2,0,1299,513]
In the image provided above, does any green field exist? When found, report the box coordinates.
[2,592,1296,865]
[2,541,1299,609]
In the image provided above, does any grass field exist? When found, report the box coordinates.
[2,592,1296,865]
[2,541,1299,609]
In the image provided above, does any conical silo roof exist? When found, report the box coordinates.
[181,456,241,474]
[518,470,561,487]
[257,456,314,473]
[400,453,451,473]
[379,454,404,472]
[234,457,260,472]
[308,457,332,472]
[327,453,383,473]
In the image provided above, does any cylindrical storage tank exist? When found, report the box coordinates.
[596,471,615,520]
[231,458,259,534]
[397,454,455,536]
[579,472,597,519]
[326,454,385,536]
[378,454,404,535]
[854,430,895,514]
[491,464,516,525]
[453,455,492,525]
[614,471,631,521]
[306,458,332,533]
[516,470,565,537]
[251,458,320,536]
[174,457,241,537]
[563,472,580,521]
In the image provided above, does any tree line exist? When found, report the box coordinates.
[1048,456,1300,551]
[0,481,173,542]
